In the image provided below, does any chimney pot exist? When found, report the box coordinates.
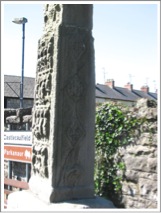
[141,86,149,93]
[124,82,133,91]
[105,79,114,88]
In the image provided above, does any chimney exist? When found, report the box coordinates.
[141,85,149,93]
[124,82,133,91]
[105,79,115,89]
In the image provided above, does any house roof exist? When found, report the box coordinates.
[95,85,108,99]
[133,89,156,101]
[4,75,157,102]
[96,84,128,101]
[149,92,157,99]
[4,75,35,99]
[115,87,140,101]
[96,83,157,102]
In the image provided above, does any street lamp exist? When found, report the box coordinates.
[12,17,28,108]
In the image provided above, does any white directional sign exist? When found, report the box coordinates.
[4,131,32,146]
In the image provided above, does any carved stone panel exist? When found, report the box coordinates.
[50,25,95,194]
[29,4,95,203]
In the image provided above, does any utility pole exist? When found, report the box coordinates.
[12,17,28,108]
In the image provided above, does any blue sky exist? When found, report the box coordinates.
[1,1,160,92]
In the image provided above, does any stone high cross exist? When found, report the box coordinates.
[29,4,95,203]
[7,4,115,209]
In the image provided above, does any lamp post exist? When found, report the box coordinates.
[12,17,28,108]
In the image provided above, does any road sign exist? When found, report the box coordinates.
[4,145,32,163]
[4,131,32,146]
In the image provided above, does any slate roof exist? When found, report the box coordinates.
[96,84,127,101]
[96,83,157,102]
[4,75,157,102]
[4,75,35,99]
[133,89,156,101]
[115,87,140,101]
[149,92,157,100]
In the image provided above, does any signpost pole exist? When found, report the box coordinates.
[8,124,12,190]
[26,122,30,182]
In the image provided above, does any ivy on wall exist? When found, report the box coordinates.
[94,102,143,200]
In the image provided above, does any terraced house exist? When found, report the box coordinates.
[4,75,157,109]
[96,79,157,106]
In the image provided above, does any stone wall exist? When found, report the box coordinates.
[114,99,157,208]
[4,107,32,130]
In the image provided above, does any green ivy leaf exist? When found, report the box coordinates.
[94,101,143,200]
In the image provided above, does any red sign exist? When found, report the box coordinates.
[4,145,32,163]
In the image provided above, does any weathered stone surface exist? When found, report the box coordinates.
[122,195,157,209]
[125,170,157,182]
[23,115,32,123]
[135,98,157,109]
[124,155,157,174]
[122,181,140,196]
[136,133,157,146]
[138,178,157,200]
[147,157,157,172]
[126,146,155,156]
[6,115,20,124]
[137,108,157,120]
[4,108,16,121]
[29,4,95,203]
[125,170,139,183]
[113,99,157,209]
[4,108,32,124]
